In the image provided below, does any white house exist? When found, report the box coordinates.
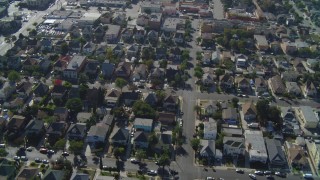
[0,82,16,101]
[223,137,245,156]
[295,106,319,129]
[244,130,268,163]
[203,118,217,140]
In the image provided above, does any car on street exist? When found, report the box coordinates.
[278,97,284,100]
[236,169,244,173]
[147,170,157,176]
[20,156,28,161]
[102,166,108,170]
[180,111,184,115]
[42,159,49,164]
[35,158,41,163]
[275,172,286,177]
[48,150,55,154]
[264,171,272,175]
[13,156,20,161]
[62,152,69,156]
[206,177,214,180]
[266,175,274,179]
[254,170,263,175]
[26,146,33,152]
[249,174,256,179]
[130,158,140,164]
[155,161,159,165]
[39,148,48,154]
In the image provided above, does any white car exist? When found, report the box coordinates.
[13,156,20,161]
[179,120,183,127]
[21,156,28,161]
[147,170,157,176]
[254,170,263,175]
[42,159,49,164]
[206,177,214,180]
[26,146,33,152]
[249,174,256,179]
[130,158,139,164]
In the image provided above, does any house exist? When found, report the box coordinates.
[222,108,238,125]
[269,75,286,95]
[293,58,306,73]
[147,30,159,43]
[219,74,234,89]
[235,77,251,89]
[114,62,132,79]
[46,121,68,141]
[303,81,317,97]
[254,35,269,51]
[16,81,32,99]
[82,25,93,39]
[111,44,124,56]
[223,137,245,156]
[67,123,87,140]
[54,107,69,121]
[163,95,178,112]
[286,82,302,96]
[111,127,129,145]
[137,14,149,27]
[7,115,27,133]
[281,41,297,54]
[306,140,320,173]
[155,47,167,60]
[170,47,182,61]
[242,101,257,121]
[95,44,108,56]
[295,106,319,128]
[63,55,87,81]
[132,64,148,82]
[199,140,216,158]
[16,167,39,180]
[101,61,115,79]
[68,40,81,53]
[39,60,51,73]
[149,67,165,80]
[112,12,126,25]
[143,92,158,107]
[265,138,287,168]
[235,54,248,68]
[0,82,16,101]
[202,100,218,116]
[25,119,45,137]
[94,25,105,40]
[22,58,39,71]
[140,1,162,13]
[285,141,309,170]
[173,31,184,44]
[160,31,172,42]
[104,89,121,107]
[42,169,65,180]
[71,173,90,180]
[102,114,114,126]
[203,118,217,140]
[121,91,140,106]
[245,130,268,163]
[53,56,71,72]
[0,161,16,180]
[82,42,95,55]
[40,38,53,52]
[86,123,109,145]
[157,112,175,126]
[134,131,149,149]
[134,29,146,42]
[134,118,153,132]
[255,77,268,93]
[68,85,80,99]
[202,73,216,85]
[222,127,243,137]
[84,87,100,109]
[121,28,134,42]
[84,60,99,75]
[126,44,140,59]
[104,24,121,43]
[281,71,299,82]
[154,132,173,153]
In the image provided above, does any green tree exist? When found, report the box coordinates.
[148,133,158,146]
[256,99,270,126]
[115,78,127,92]
[8,70,20,82]
[79,73,89,84]
[66,98,83,113]
[190,138,200,151]
[0,149,8,157]
[155,90,166,104]
[54,139,66,150]
[135,149,147,162]
[113,147,125,159]
[68,140,84,154]
[61,43,69,55]
[158,151,171,174]
[132,100,156,119]
[232,98,239,108]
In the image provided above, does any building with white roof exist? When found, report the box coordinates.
[244,130,268,163]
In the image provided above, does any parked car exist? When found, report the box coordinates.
[13,156,20,161]
[254,171,263,175]
[48,150,55,154]
[39,148,48,154]
[266,175,274,180]
[62,152,69,156]
[130,158,140,164]
[249,174,256,179]
[264,171,272,175]
[102,166,108,170]
[35,158,41,163]
[147,170,157,176]
[42,159,49,164]
[20,156,28,161]
[275,172,286,177]
[206,177,214,180]
[26,146,33,152]
[236,169,244,173]
[0,144,5,148]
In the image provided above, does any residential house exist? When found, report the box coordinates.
[203,118,217,140]
[281,107,301,136]
[173,31,184,44]
[265,138,287,168]
[202,73,216,85]
[293,58,306,73]
[222,127,243,137]
[160,31,171,42]
[134,29,146,42]
[0,161,16,180]
[155,47,167,60]
[154,132,173,153]
[16,167,39,180]
[71,173,90,180]
[281,71,299,82]
[46,121,68,141]
[40,38,53,52]
[94,25,105,41]
[199,140,216,159]
[25,119,45,137]
[242,101,257,121]
[306,140,320,173]
[53,56,72,72]
[281,41,297,54]
[157,112,175,126]
[0,82,16,101]
[244,130,268,163]
[132,64,148,82]
[149,67,165,80]
[286,82,302,96]
[303,81,317,97]
[143,92,158,107]
[82,42,95,55]
[222,108,238,125]
[39,59,51,73]
[134,131,149,149]
[235,77,251,89]
[170,47,182,61]
[68,40,81,53]
[76,112,92,123]
[82,25,93,39]
[95,44,108,57]
[6,115,27,134]
[235,54,248,68]
[101,61,115,79]
[134,118,153,132]
[54,107,69,121]
[104,24,121,43]
[295,106,319,129]
[285,141,309,170]
[121,91,140,106]
[114,62,132,79]
[126,44,140,59]
[112,12,126,26]
[136,14,149,27]
[269,75,286,95]
[111,127,129,145]
[16,81,32,99]
[102,114,114,126]
[22,58,38,71]
[67,123,87,140]
[201,101,218,116]
[112,44,124,57]
[104,89,121,107]
[147,30,159,43]
[223,137,245,156]
[219,74,234,89]
[211,50,220,64]
[63,55,87,81]
[42,169,65,180]
[254,35,269,51]
[255,77,268,93]
[84,87,100,109]
[163,95,178,112]
[86,123,109,145]
[140,1,162,13]
[202,51,213,65]
[84,60,99,75]
[121,28,134,42]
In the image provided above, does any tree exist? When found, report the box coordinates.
[19,33,24,39]
[132,100,156,118]
[79,73,89,84]
[113,147,125,159]
[158,152,171,174]
[268,106,283,131]
[115,78,127,92]
[215,68,225,77]
[190,138,200,151]
[8,70,20,82]
[0,149,8,157]
[135,149,147,162]
[231,98,239,108]
[256,100,270,126]
[144,8,151,14]
[54,139,66,150]
[155,90,166,104]
[148,133,158,146]
[69,140,84,154]
[61,43,69,55]
[66,98,83,113]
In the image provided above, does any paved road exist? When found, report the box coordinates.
[212,0,225,19]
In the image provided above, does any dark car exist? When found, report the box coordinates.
[275,172,286,178]
[236,169,244,174]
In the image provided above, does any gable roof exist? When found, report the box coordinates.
[223,137,245,148]
[72,173,90,180]
[43,169,65,180]
[200,140,215,156]
[157,112,175,125]
[47,121,66,135]
[134,118,153,128]
[242,101,257,116]
[134,131,149,142]
[111,128,129,141]
[0,162,15,179]
[33,83,49,96]
[67,123,86,137]
[7,115,26,130]
[265,138,286,165]
[87,123,109,138]
[17,167,39,180]
[164,95,177,104]
[25,119,44,132]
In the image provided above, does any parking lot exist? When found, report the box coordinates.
[36,24,65,37]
